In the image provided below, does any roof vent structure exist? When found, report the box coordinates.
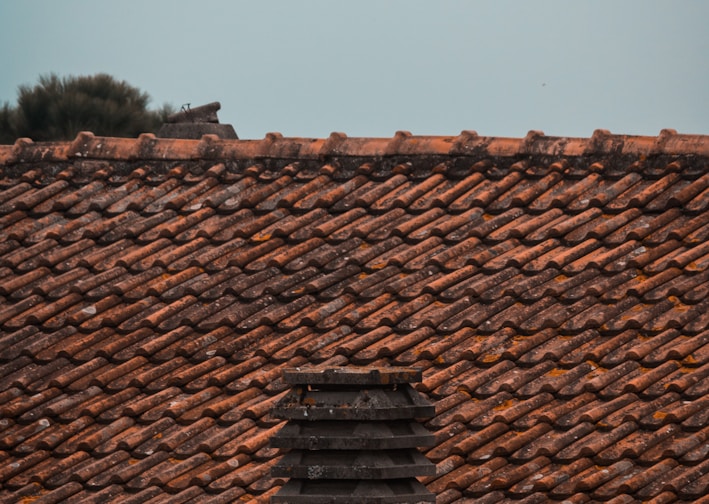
[157,101,238,139]
[271,367,436,503]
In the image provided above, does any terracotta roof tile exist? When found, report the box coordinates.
[1,130,708,502]
[449,171,523,211]
[520,364,589,397]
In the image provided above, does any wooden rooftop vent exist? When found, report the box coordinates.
[270,367,436,503]
[157,101,238,139]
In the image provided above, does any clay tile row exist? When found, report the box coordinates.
[3,130,709,166]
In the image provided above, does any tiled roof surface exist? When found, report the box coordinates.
[1,129,708,503]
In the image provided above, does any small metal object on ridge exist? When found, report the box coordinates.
[157,101,238,139]
[271,367,436,504]
[167,102,221,124]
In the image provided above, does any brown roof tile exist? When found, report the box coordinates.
[1,130,708,502]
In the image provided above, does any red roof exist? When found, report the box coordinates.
[1,129,708,503]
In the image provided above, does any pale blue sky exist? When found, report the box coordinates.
[1,1,707,139]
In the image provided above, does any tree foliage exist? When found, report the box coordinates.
[0,73,173,143]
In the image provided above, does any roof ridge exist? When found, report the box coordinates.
[2,129,709,165]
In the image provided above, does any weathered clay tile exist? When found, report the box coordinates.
[482,240,558,272]
[290,176,357,211]
[0,214,23,243]
[95,418,172,455]
[411,266,470,300]
[283,328,347,363]
[440,329,512,365]
[64,181,134,216]
[138,180,194,214]
[649,396,709,429]
[223,360,295,395]
[454,210,527,244]
[280,265,357,301]
[531,174,604,212]
[73,388,140,421]
[83,452,166,489]
[254,176,307,212]
[1,131,708,502]
[1,358,67,392]
[598,424,682,465]
[0,448,49,485]
[67,268,123,301]
[631,243,686,277]
[197,170,248,206]
[331,174,404,211]
[8,450,91,490]
[550,459,612,502]
[211,422,282,459]
[31,267,90,300]
[182,267,244,300]
[105,211,174,243]
[446,170,517,210]
[31,181,92,212]
[661,458,709,498]
[490,172,563,212]
[415,241,476,277]
[667,170,708,202]
[435,268,510,302]
[278,333,347,366]
[567,424,640,463]
[609,210,681,246]
[351,327,433,363]
[54,452,129,489]
[394,296,465,333]
[26,356,106,392]
[615,174,683,211]
[407,208,473,243]
[427,456,507,494]
[467,456,551,495]
[677,271,709,302]
[600,394,682,431]
[0,181,34,209]
[685,225,709,257]
[473,426,555,466]
[574,171,639,207]
[439,423,506,462]
[125,453,211,491]
[103,176,169,213]
[3,213,66,244]
[1,240,56,270]
[438,296,517,333]
[57,417,136,455]
[478,268,559,303]
[5,293,82,330]
[165,177,221,212]
[602,270,676,304]
[411,173,482,211]
[0,357,37,390]
[352,294,431,331]
[683,373,709,402]
[488,210,556,242]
